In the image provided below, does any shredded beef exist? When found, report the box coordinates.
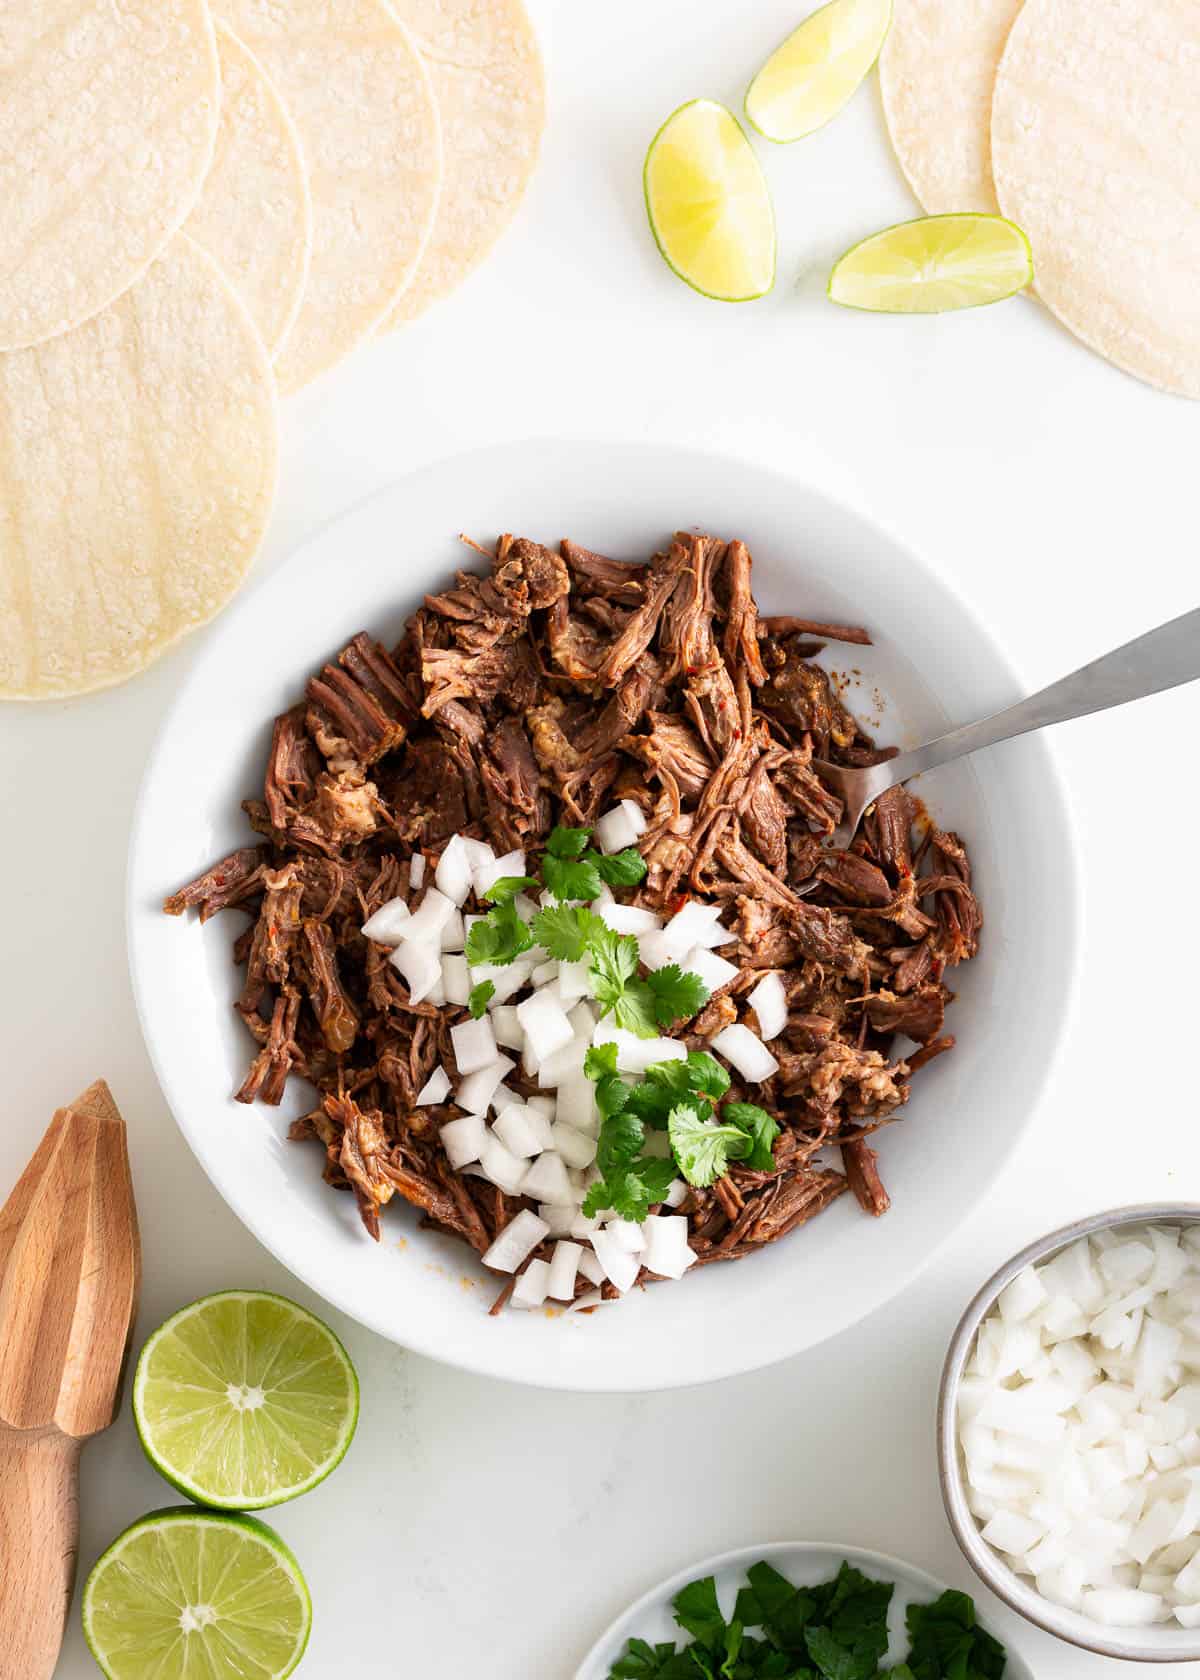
[167,528,980,1297]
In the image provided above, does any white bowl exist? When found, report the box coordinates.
[127,438,1079,1392]
[575,1541,1037,1679]
[939,1204,1200,1662]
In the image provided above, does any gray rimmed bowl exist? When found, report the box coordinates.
[939,1203,1200,1663]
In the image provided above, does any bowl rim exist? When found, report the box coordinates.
[573,1538,1036,1680]
[938,1202,1200,1662]
[125,435,1084,1390]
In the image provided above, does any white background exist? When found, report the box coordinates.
[6,0,1200,1674]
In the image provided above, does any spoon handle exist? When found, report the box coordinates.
[0,1429,81,1680]
[888,604,1200,782]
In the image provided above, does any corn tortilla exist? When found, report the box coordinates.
[382,0,545,325]
[0,0,221,351]
[880,0,1020,214]
[187,25,313,361]
[992,0,1200,399]
[0,238,278,701]
[218,0,442,391]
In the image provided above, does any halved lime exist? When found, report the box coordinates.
[83,1507,311,1680]
[644,99,776,301]
[829,213,1034,312]
[133,1290,358,1510]
[746,0,893,143]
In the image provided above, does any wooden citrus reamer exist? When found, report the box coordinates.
[0,1082,141,1679]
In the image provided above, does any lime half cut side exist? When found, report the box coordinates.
[746,0,893,143]
[83,1507,311,1680]
[829,213,1034,312]
[133,1289,359,1510]
[644,99,776,301]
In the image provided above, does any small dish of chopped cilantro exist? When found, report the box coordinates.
[576,1544,1033,1680]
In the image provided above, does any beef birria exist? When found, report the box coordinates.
[167,532,981,1304]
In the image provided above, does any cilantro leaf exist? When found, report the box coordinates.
[610,981,660,1038]
[668,1104,749,1188]
[595,1109,644,1178]
[546,825,593,859]
[464,900,534,967]
[467,981,494,1018]
[804,1627,876,1680]
[584,1041,619,1080]
[482,873,537,904]
[542,850,604,902]
[723,1103,780,1172]
[532,903,602,961]
[904,1590,1004,1680]
[592,847,649,886]
[638,1156,679,1205]
[645,964,710,1027]
[674,1578,726,1646]
[583,1165,653,1222]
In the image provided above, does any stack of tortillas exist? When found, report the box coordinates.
[0,0,544,701]
[880,0,1200,400]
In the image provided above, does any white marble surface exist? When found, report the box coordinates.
[5,0,1200,1674]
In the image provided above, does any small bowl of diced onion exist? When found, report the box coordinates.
[939,1205,1200,1662]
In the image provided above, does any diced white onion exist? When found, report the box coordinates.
[434,835,474,906]
[474,847,524,899]
[530,958,559,988]
[691,918,736,950]
[590,1228,641,1293]
[491,1004,524,1049]
[746,972,787,1040]
[578,1248,606,1286]
[537,1203,577,1238]
[440,909,466,952]
[455,1057,514,1116]
[409,854,425,889]
[361,897,412,945]
[441,954,471,1007]
[550,1122,597,1170]
[482,1208,548,1271]
[594,802,643,854]
[556,957,592,1004]
[643,1215,696,1280]
[468,958,535,1007]
[521,1151,573,1204]
[711,1023,779,1082]
[492,1104,547,1159]
[547,1240,583,1301]
[661,900,723,955]
[592,1021,686,1075]
[664,1178,689,1209]
[389,939,442,1005]
[686,945,739,994]
[477,1135,530,1197]
[517,991,575,1062]
[637,930,678,972]
[571,1209,601,1240]
[554,1074,598,1136]
[415,1065,452,1106]
[450,1016,499,1076]
[401,886,457,945]
[596,902,663,937]
[569,1289,604,1313]
[511,1258,551,1309]
[440,1114,486,1170]
[605,1219,645,1254]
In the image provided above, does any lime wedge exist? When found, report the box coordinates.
[829,213,1034,312]
[133,1290,358,1510]
[83,1507,311,1680]
[746,0,893,143]
[644,99,775,301]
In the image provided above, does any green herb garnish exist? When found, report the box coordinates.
[608,1560,1005,1680]
[539,824,649,903]
[464,899,535,968]
[467,980,494,1018]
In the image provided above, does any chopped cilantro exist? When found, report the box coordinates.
[542,850,605,903]
[609,1559,1000,1680]
[645,963,710,1028]
[464,900,534,967]
[667,1105,750,1188]
[722,1103,781,1172]
[532,903,604,961]
[482,874,537,904]
[593,847,649,886]
[467,980,494,1018]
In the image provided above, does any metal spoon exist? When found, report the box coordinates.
[815,605,1200,844]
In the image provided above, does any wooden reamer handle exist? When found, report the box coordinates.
[0,1430,82,1680]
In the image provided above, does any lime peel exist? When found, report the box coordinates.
[644,99,776,302]
[133,1288,359,1511]
[746,0,894,144]
[828,212,1034,313]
